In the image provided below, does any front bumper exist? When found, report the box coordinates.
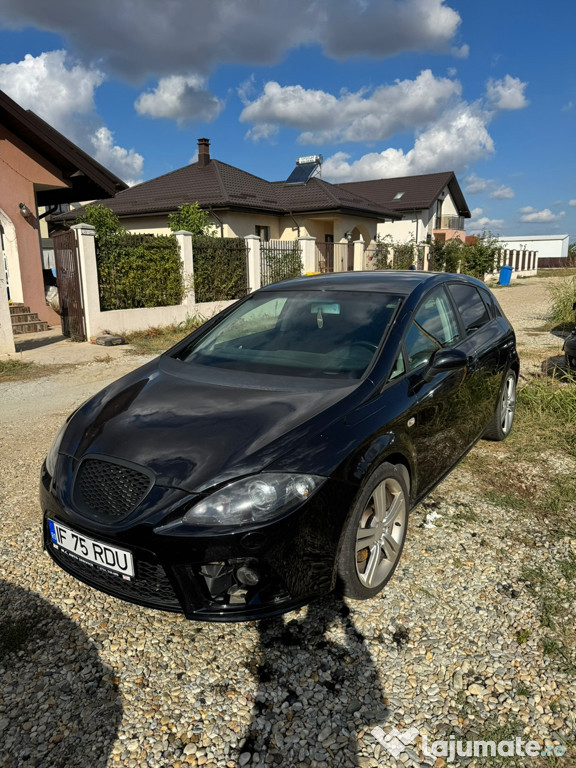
[40,462,355,621]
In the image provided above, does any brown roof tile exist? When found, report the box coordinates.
[339,172,471,217]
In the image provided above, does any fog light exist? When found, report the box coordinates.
[236,565,260,586]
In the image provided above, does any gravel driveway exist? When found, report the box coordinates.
[0,275,574,768]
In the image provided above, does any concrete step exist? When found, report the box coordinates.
[9,304,31,315]
[10,313,39,324]
[11,321,51,335]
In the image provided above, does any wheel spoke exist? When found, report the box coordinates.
[363,544,383,586]
[356,526,377,549]
[381,531,399,555]
[371,483,388,523]
[383,489,403,527]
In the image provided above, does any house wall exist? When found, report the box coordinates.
[495,235,569,260]
[0,124,67,324]
[376,185,464,245]
[121,210,380,248]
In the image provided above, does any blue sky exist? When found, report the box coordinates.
[0,0,574,240]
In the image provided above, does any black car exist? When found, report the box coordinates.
[41,271,518,621]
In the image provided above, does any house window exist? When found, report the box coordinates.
[255,225,270,242]
[393,192,405,200]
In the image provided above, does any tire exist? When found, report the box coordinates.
[337,462,408,600]
[483,369,517,441]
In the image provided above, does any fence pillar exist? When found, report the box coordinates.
[298,236,317,274]
[71,223,99,341]
[0,270,15,355]
[245,235,261,293]
[174,231,195,307]
[352,240,364,271]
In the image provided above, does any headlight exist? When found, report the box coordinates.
[45,421,68,476]
[181,473,325,526]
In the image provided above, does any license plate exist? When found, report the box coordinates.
[48,520,135,578]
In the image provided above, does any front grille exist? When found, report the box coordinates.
[73,457,153,522]
[48,538,182,611]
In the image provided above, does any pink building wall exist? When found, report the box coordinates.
[0,124,68,325]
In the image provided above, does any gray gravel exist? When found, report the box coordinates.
[1,276,575,767]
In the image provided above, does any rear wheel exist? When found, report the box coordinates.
[337,463,408,600]
[483,370,516,441]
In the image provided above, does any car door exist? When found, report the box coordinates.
[445,282,508,440]
[395,284,476,495]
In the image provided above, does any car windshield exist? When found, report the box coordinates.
[175,290,402,379]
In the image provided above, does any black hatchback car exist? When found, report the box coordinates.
[41,271,518,621]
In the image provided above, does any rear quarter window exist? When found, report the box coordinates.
[447,283,491,335]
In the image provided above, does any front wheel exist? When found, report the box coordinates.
[337,463,408,600]
[483,370,516,441]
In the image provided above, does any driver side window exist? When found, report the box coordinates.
[404,286,461,373]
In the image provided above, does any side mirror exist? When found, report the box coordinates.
[423,348,468,382]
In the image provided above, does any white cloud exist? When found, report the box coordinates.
[0,50,143,182]
[0,50,104,135]
[467,208,504,232]
[322,104,494,180]
[90,127,143,186]
[463,175,490,194]
[241,70,461,144]
[486,75,529,110]
[135,75,224,125]
[519,207,565,223]
[569,200,576,206]
[0,0,464,79]
[490,185,514,199]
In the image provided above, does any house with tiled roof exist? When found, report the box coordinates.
[56,139,401,252]
[0,87,127,339]
[339,172,471,245]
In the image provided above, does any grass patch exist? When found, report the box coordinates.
[0,358,37,382]
[0,617,34,660]
[521,559,576,674]
[538,267,576,278]
[546,276,576,326]
[122,316,205,354]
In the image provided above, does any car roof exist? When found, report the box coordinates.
[261,270,474,295]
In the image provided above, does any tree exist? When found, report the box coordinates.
[75,204,123,241]
[460,231,501,281]
[168,202,216,237]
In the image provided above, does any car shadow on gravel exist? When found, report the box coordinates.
[0,579,122,768]
[240,595,391,766]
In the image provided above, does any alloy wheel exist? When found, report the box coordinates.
[355,477,407,588]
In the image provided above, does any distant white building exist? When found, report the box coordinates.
[494,234,569,261]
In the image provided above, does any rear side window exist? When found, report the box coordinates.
[447,284,491,334]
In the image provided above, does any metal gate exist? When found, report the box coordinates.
[53,229,86,341]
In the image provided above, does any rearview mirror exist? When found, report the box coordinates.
[423,348,468,382]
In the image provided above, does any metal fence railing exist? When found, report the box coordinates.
[315,242,354,272]
[260,240,303,286]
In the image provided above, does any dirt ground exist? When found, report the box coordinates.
[0,274,568,540]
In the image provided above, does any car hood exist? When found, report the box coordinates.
[60,356,358,493]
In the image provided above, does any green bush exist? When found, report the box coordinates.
[192,235,248,302]
[460,231,501,280]
[428,237,464,273]
[97,234,184,310]
[261,244,302,286]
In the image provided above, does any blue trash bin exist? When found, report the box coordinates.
[499,265,513,286]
